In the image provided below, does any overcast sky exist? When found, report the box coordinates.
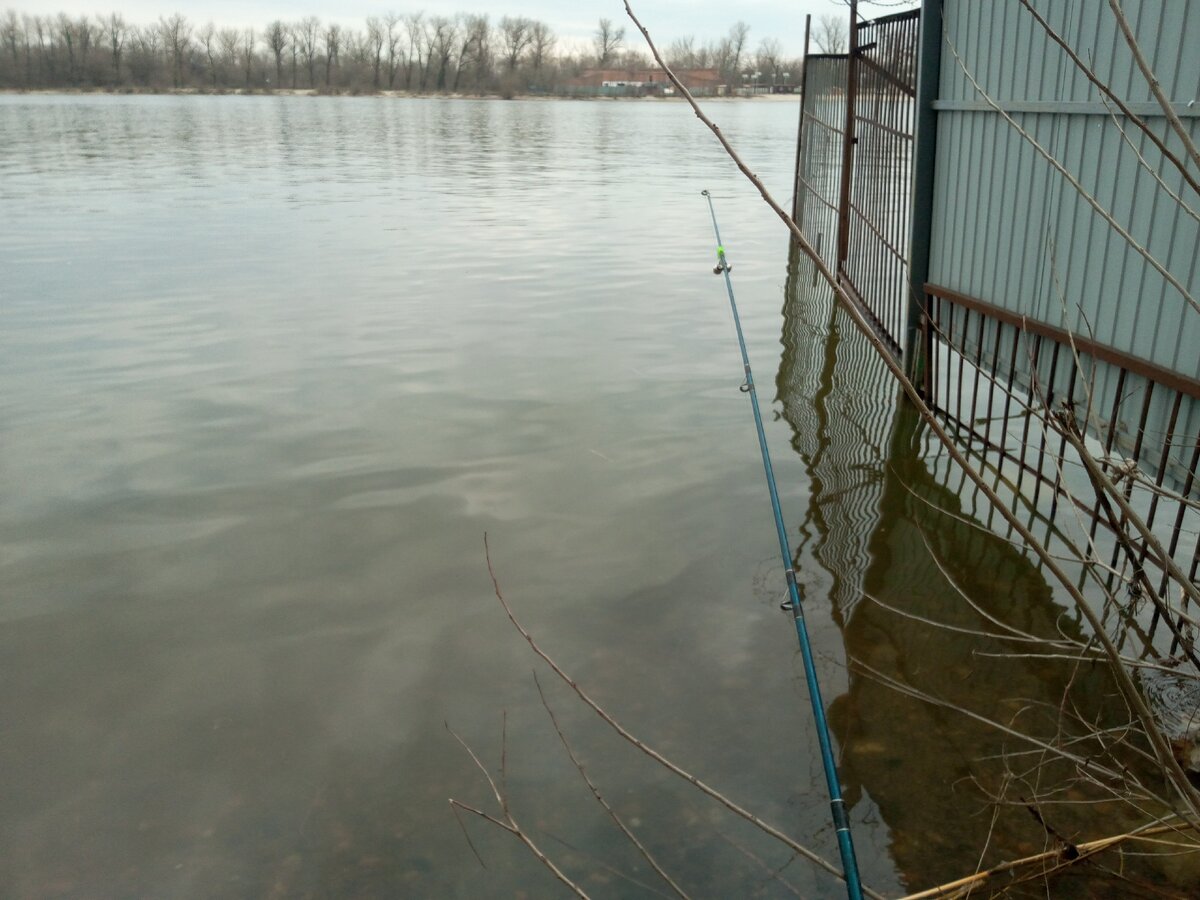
[28,0,918,58]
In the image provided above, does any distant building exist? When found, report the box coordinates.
[565,68,725,96]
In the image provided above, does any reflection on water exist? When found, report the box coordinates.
[0,93,865,897]
[5,92,1193,898]
[780,245,1200,896]
[778,242,896,621]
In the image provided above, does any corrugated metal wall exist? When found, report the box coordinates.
[926,0,1199,479]
[931,0,1198,370]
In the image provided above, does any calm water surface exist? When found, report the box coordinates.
[0,94,1175,898]
[2,94,857,898]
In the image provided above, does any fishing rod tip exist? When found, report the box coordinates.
[700,189,710,196]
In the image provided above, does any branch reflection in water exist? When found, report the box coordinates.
[781,242,1200,897]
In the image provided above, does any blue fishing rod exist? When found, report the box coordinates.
[700,189,864,900]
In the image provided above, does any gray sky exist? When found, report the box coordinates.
[30,0,918,58]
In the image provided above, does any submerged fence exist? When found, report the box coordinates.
[791,0,1200,669]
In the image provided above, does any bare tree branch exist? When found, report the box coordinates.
[619,0,1200,826]
[481,534,880,897]
[849,657,1135,788]
[716,830,805,897]
[447,721,592,898]
[1015,0,1200,198]
[533,672,691,900]
[1107,0,1200,178]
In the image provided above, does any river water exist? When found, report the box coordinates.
[0,95,1189,898]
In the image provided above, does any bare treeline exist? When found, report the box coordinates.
[0,10,797,96]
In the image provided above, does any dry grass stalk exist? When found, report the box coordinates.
[897,823,1196,899]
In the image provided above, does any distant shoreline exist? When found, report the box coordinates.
[0,87,799,102]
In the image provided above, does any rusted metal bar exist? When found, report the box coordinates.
[797,175,841,214]
[840,275,903,359]
[1164,438,1200,651]
[1015,333,1043,495]
[955,303,968,440]
[1147,393,1184,636]
[969,312,986,448]
[868,7,926,27]
[1000,318,1022,467]
[1104,381,1156,597]
[804,111,846,136]
[1085,367,1130,553]
[983,317,1002,452]
[1032,341,1063,507]
[946,301,958,438]
[926,297,938,405]
[926,283,1200,400]
[1050,363,1079,520]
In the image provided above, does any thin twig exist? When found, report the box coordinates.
[541,831,679,899]
[716,830,805,898]
[447,723,591,898]
[1107,0,1200,177]
[620,0,1200,825]
[1014,0,1200,198]
[916,528,1075,645]
[860,589,1071,647]
[533,671,692,900]
[849,657,1132,788]
[451,800,490,869]
[482,534,881,898]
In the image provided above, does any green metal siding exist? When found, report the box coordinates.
[929,0,1198,381]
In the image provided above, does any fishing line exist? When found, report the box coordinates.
[700,189,865,900]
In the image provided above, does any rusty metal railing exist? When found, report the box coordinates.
[922,283,1200,659]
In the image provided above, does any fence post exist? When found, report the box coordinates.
[835,0,858,271]
[904,0,943,390]
[791,14,812,224]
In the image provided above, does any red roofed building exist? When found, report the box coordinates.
[565,68,726,96]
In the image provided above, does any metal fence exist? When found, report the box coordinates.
[839,10,920,358]
[790,1,1200,667]
[792,10,919,356]
[924,285,1200,658]
[915,0,1200,662]
[792,55,847,274]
